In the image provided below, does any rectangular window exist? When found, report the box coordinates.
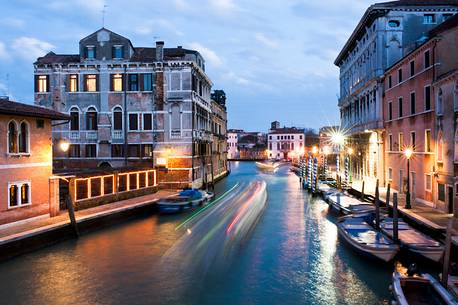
[399,133,404,151]
[410,92,416,114]
[85,46,95,59]
[388,75,392,89]
[170,73,181,91]
[424,50,430,68]
[142,144,153,158]
[143,113,152,130]
[111,144,124,158]
[128,144,140,158]
[129,113,139,130]
[111,74,123,92]
[424,14,435,24]
[142,73,152,91]
[129,173,138,190]
[69,74,78,92]
[84,74,97,92]
[148,171,155,186]
[398,69,403,83]
[86,111,98,130]
[35,75,49,93]
[128,74,138,91]
[410,61,415,77]
[424,86,431,110]
[438,183,445,201]
[103,176,114,195]
[425,174,432,191]
[425,129,431,152]
[398,97,403,117]
[9,184,18,207]
[8,182,31,208]
[90,177,101,197]
[388,101,393,120]
[75,180,88,201]
[112,45,124,59]
[68,144,80,158]
[410,131,416,150]
[85,144,96,157]
[388,168,393,180]
[70,111,79,131]
[389,134,393,151]
[118,174,128,192]
[139,172,146,188]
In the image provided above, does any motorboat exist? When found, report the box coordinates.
[255,161,278,171]
[337,215,399,262]
[157,189,214,214]
[380,218,444,263]
[326,192,375,216]
[391,272,458,305]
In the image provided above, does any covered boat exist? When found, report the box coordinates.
[326,192,375,216]
[337,216,399,262]
[392,272,458,305]
[157,189,214,214]
[381,218,444,263]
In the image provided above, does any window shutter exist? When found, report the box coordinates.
[84,47,88,59]
[112,46,115,59]
[96,74,99,92]
[139,74,144,91]
[110,74,114,91]
[83,75,88,92]
[34,75,38,92]
[46,75,50,92]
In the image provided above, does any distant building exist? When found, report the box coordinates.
[335,1,458,185]
[0,98,69,226]
[227,129,266,160]
[227,129,241,159]
[210,92,228,181]
[34,27,225,188]
[268,124,305,160]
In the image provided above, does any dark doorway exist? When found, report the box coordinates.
[448,186,453,214]
[59,180,69,210]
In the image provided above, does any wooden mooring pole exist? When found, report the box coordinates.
[386,183,391,209]
[66,195,79,237]
[393,192,399,242]
[360,181,365,201]
[375,179,380,230]
[442,219,453,288]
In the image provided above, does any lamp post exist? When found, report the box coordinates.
[404,148,413,209]
[323,145,330,180]
[347,147,354,184]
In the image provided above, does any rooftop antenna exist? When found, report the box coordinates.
[102,4,108,27]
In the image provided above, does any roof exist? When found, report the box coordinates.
[334,0,458,65]
[0,98,70,120]
[35,52,80,65]
[430,12,458,35]
[130,47,199,62]
[269,127,305,135]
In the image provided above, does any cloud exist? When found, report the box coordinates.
[188,42,223,68]
[47,0,105,14]
[209,0,236,13]
[0,42,8,60]
[174,0,189,10]
[254,33,279,49]
[136,19,183,37]
[0,17,25,29]
[12,37,54,61]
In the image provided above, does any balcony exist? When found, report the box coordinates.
[69,131,80,139]
[86,131,98,140]
[112,130,124,139]
[171,130,181,139]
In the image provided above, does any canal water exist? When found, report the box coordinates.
[0,162,394,305]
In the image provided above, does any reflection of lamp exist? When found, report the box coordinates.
[59,139,70,152]
[312,146,318,155]
[347,147,354,155]
[404,148,413,209]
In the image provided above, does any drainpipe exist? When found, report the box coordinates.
[123,66,128,167]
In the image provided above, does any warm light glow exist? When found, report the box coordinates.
[323,145,330,155]
[157,157,168,166]
[347,147,354,155]
[404,148,413,159]
[59,140,70,152]
[312,146,318,155]
[330,131,345,146]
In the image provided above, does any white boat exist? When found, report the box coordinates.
[381,218,444,263]
[157,189,214,214]
[448,276,458,299]
[255,161,277,171]
[337,216,399,262]
[392,272,458,305]
[326,192,375,216]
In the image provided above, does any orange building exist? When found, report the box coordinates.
[0,98,69,226]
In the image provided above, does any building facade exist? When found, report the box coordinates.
[0,98,69,226]
[227,129,241,159]
[34,28,225,188]
[210,91,228,181]
[268,125,305,160]
[383,37,436,207]
[335,1,458,185]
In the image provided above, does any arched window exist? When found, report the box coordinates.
[70,107,79,131]
[18,122,29,153]
[438,131,444,163]
[437,89,443,115]
[86,106,98,130]
[113,106,123,130]
[8,121,17,154]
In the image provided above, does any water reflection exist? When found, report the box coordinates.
[0,162,392,305]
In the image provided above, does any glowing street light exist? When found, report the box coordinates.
[330,131,345,146]
[347,147,354,155]
[312,146,318,155]
[59,139,70,152]
[323,145,330,155]
[404,147,413,209]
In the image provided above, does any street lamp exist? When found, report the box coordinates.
[323,145,330,180]
[347,147,354,183]
[312,145,318,155]
[59,139,70,152]
[404,148,413,209]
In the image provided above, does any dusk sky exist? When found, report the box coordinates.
[0,0,374,131]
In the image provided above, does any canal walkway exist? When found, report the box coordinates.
[0,190,176,260]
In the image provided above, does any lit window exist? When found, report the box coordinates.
[84,75,97,92]
[21,183,29,205]
[36,75,48,93]
[8,121,17,154]
[69,74,78,92]
[142,144,153,158]
[112,74,123,92]
[425,130,431,152]
[112,45,124,59]
[398,133,404,151]
[8,182,31,208]
[9,184,18,207]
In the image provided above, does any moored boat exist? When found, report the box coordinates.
[391,272,458,305]
[157,189,214,214]
[326,192,375,216]
[337,216,399,262]
[381,218,444,263]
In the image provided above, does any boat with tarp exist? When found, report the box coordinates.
[157,189,214,214]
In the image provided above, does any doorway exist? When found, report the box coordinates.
[448,186,453,214]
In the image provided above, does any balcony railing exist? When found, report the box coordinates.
[112,130,124,139]
[86,131,98,140]
[171,130,181,138]
[69,131,80,139]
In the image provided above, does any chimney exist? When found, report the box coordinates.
[177,46,182,49]
[155,41,164,62]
